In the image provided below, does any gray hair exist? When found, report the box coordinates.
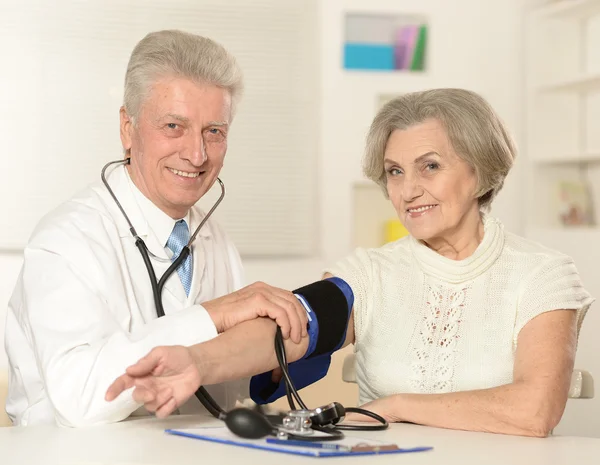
[123,30,244,123]
[363,88,516,210]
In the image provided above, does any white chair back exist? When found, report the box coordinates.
[0,370,11,426]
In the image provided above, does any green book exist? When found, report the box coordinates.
[410,25,427,71]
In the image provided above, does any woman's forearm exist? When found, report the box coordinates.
[190,317,309,386]
[385,382,564,437]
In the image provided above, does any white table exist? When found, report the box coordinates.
[1,414,598,465]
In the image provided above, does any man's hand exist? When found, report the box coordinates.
[203,282,308,343]
[105,346,201,418]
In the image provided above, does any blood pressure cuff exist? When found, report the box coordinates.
[249,277,353,404]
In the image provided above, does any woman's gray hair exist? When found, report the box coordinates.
[123,30,244,123]
[363,88,516,210]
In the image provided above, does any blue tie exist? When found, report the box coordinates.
[166,220,193,296]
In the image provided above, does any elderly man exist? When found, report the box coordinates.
[4,30,310,427]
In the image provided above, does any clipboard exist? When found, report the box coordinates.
[165,426,433,458]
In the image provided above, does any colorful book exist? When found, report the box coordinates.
[410,24,427,71]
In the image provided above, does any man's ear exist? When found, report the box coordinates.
[119,106,133,155]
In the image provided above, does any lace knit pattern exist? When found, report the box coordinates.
[409,282,471,393]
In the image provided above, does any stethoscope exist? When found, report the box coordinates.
[101,157,228,420]
[101,157,388,441]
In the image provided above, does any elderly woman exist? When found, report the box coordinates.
[321,88,594,436]
[106,89,593,437]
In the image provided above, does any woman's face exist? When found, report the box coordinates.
[384,119,480,243]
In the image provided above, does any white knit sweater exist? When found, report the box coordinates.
[325,215,594,405]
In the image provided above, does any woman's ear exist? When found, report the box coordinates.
[477,188,494,209]
[119,106,133,155]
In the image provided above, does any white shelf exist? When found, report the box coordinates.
[533,152,600,164]
[539,73,600,93]
[533,0,600,20]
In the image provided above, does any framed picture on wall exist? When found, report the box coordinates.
[344,13,428,72]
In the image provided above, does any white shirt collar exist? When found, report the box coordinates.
[125,169,192,249]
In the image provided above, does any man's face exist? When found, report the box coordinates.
[120,76,232,219]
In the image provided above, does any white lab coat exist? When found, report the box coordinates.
[5,164,247,426]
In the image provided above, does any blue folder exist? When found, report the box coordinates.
[165,426,433,458]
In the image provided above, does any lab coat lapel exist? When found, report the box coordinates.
[187,239,207,305]
[104,164,188,306]
[103,163,147,240]
[161,263,188,306]
[187,207,213,305]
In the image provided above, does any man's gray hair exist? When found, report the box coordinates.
[123,29,244,123]
[363,88,516,210]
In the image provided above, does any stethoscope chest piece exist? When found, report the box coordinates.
[281,410,313,436]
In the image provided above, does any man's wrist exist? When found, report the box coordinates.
[203,302,224,333]
[189,344,211,385]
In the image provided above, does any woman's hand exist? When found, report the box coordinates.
[105,346,201,418]
[345,396,402,423]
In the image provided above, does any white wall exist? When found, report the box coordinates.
[6,0,597,437]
